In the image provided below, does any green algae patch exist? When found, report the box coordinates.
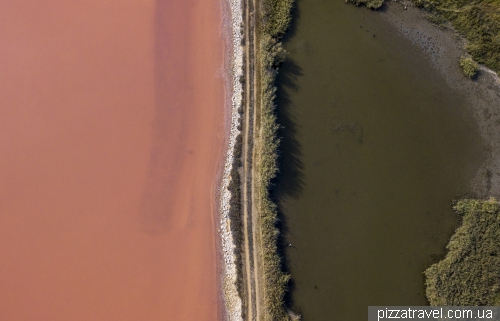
[425,198,500,306]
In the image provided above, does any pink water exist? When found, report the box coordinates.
[0,1,225,320]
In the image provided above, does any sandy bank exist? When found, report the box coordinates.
[377,1,500,197]
[0,0,225,320]
[219,0,244,319]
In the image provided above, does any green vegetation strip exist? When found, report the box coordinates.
[257,0,299,319]
[425,198,500,306]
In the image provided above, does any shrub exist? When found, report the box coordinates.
[349,0,384,9]
[459,56,479,78]
[411,0,500,74]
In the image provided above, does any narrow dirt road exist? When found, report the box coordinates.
[241,0,261,319]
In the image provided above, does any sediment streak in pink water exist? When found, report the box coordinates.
[0,0,225,320]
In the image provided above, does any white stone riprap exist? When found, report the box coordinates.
[220,0,244,319]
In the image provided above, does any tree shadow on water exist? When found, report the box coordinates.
[272,0,303,201]
[272,58,305,202]
[266,3,306,312]
[271,57,305,310]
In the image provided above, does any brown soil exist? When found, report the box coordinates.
[0,0,225,320]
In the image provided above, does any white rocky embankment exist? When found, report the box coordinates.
[220,0,244,320]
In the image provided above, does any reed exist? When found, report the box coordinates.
[425,198,500,306]
[255,0,299,319]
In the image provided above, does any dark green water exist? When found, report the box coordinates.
[274,1,486,320]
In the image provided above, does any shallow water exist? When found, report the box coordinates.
[0,1,224,320]
[274,0,486,320]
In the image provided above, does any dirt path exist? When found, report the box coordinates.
[241,0,261,319]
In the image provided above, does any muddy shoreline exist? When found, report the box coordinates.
[377,1,500,197]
